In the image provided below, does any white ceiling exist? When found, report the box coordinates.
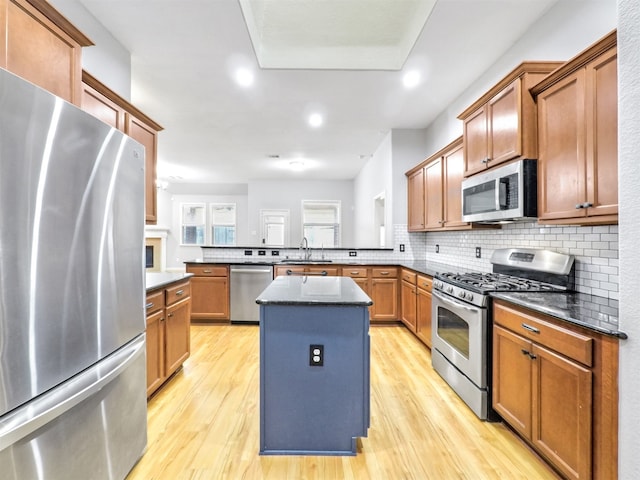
[78,0,559,187]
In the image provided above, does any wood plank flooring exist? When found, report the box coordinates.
[127,324,559,479]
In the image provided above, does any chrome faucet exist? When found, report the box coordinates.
[300,236,311,260]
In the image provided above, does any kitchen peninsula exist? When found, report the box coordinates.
[256,275,372,455]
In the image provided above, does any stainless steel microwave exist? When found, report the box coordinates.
[461,159,537,223]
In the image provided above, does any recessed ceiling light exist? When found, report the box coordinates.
[289,160,305,171]
[235,68,254,87]
[308,113,323,128]
[402,70,421,88]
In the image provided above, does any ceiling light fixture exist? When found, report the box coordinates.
[289,160,305,171]
[308,113,323,128]
[402,70,421,88]
[235,68,254,87]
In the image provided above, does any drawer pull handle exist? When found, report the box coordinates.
[481,158,490,164]
[380,271,389,275]
[145,302,154,309]
[203,269,212,273]
[350,271,359,275]
[160,317,165,322]
[175,289,184,296]
[167,313,174,318]
[521,323,540,334]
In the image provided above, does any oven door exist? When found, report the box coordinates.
[431,289,487,388]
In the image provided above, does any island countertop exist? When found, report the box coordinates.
[256,275,373,306]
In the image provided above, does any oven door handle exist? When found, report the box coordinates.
[433,289,481,315]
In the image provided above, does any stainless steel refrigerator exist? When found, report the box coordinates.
[0,68,147,479]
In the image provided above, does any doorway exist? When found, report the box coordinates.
[260,209,290,247]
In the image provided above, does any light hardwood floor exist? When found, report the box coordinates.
[128,324,559,479]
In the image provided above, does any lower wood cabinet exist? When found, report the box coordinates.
[186,264,229,322]
[400,268,432,348]
[341,266,398,323]
[146,278,191,398]
[415,275,433,348]
[492,299,619,480]
[370,267,398,321]
[400,269,417,331]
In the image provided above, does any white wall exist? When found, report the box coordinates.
[390,129,429,224]
[617,0,640,476]
[353,133,392,247]
[247,179,355,247]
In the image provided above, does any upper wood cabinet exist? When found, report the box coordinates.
[458,62,563,177]
[407,168,425,231]
[81,71,163,224]
[406,137,489,232]
[0,0,93,105]
[532,31,617,225]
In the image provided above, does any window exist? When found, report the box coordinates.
[181,203,206,245]
[302,200,341,248]
[210,203,236,246]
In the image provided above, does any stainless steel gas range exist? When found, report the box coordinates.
[431,248,575,420]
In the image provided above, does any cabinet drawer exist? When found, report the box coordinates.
[417,274,432,291]
[372,267,397,278]
[401,269,417,284]
[166,281,191,306]
[493,301,593,367]
[341,267,368,278]
[145,289,165,315]
[186,265,228,276]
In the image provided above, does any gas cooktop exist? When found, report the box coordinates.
[436,271,564,294]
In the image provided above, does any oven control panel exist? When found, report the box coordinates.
[433,280,488,308]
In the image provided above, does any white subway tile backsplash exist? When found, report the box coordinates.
[414,222,618,299]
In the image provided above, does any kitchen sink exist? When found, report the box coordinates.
[278,259,333,264]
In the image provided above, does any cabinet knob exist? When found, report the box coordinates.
[582,202,593,208]
[167,313,174,318]
[481,158,490,164]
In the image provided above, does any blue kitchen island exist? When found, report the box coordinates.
[256,275,372,456]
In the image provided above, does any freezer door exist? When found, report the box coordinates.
[0,69,145,417]
[0,335,147,480]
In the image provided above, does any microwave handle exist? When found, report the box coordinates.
[498,178,508,210]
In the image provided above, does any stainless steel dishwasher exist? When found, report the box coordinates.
[230,264,274,323]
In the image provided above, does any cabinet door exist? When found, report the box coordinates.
[165,298,191,377]
[2,0,86,105]
[81,81,125,129]
[537,71,587,221]
[532,344,593,480]
[442,142,467,228]
[407,168,425,231]
[126,114,158,224]
[463,106,489,176]
[190,276,229,321]
[424,158,443,230]
[371,278,398,321]
[146,309,165,397]
[586,47,618,218]
[400,280,417,331]
[492,325,533,439]
[488,79,521,165]
[416,287,432,347]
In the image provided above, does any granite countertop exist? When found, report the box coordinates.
[491,291,626,339]
[256,276,373,306]
[146,272,193,292]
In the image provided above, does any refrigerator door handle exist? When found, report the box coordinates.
[0,335,146,453]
